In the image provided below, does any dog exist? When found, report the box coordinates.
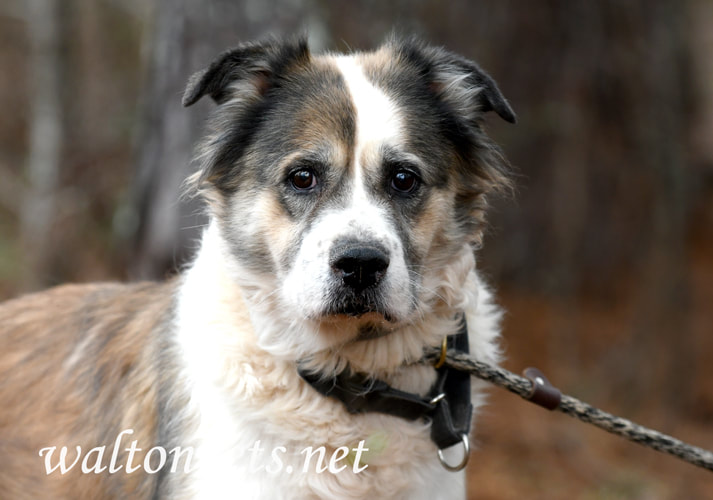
[0,35,514,499]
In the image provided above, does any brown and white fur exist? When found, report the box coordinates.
[0,36,515,499]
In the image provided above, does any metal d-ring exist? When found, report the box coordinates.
[429,392,446,405]
[437,434,470,472]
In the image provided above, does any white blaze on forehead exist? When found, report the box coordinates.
[277,56,414,326]
[328,55,401,230]
[333,55,403,164]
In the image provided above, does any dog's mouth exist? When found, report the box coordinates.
[319,307,395,324]
[316,294,400,341]
[322,292,395,322]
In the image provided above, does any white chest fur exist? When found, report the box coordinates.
[173,224,499,499]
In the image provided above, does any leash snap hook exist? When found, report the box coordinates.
[437,433,470,472]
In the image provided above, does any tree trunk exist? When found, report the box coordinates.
[127,0,324,280]
[21,0,66,290]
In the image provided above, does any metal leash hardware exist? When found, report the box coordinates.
[423,347,713,473]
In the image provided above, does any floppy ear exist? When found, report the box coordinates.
[182,36,310,107]
[451,57,516,124]
[394,37,516,124]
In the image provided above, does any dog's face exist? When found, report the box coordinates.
[184,37,513,356]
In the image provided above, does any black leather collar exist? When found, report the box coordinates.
[298,315,472,451]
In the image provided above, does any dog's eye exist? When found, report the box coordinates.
[391,170,419,194]
[289,169,317,191]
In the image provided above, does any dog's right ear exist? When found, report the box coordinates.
[182,37,310,107]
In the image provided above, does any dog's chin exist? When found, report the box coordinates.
[317,308,393,325]
[315,306,401,342]
[322,305,394,322]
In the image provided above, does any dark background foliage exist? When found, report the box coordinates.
[1,0,711,497]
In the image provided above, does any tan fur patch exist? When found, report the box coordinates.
[0,282,179,498]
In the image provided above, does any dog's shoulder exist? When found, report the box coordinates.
[0,280,177,374]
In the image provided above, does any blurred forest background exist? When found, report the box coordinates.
[1,0,712,498]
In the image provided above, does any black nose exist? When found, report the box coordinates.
[330,245,390,291]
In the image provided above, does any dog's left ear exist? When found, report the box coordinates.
[446,57,517,124]
[395,38,516,124]
[182,36,310,107]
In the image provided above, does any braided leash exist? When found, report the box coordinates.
[422,347,713,472]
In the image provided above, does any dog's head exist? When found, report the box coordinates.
[184,36,513,363]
